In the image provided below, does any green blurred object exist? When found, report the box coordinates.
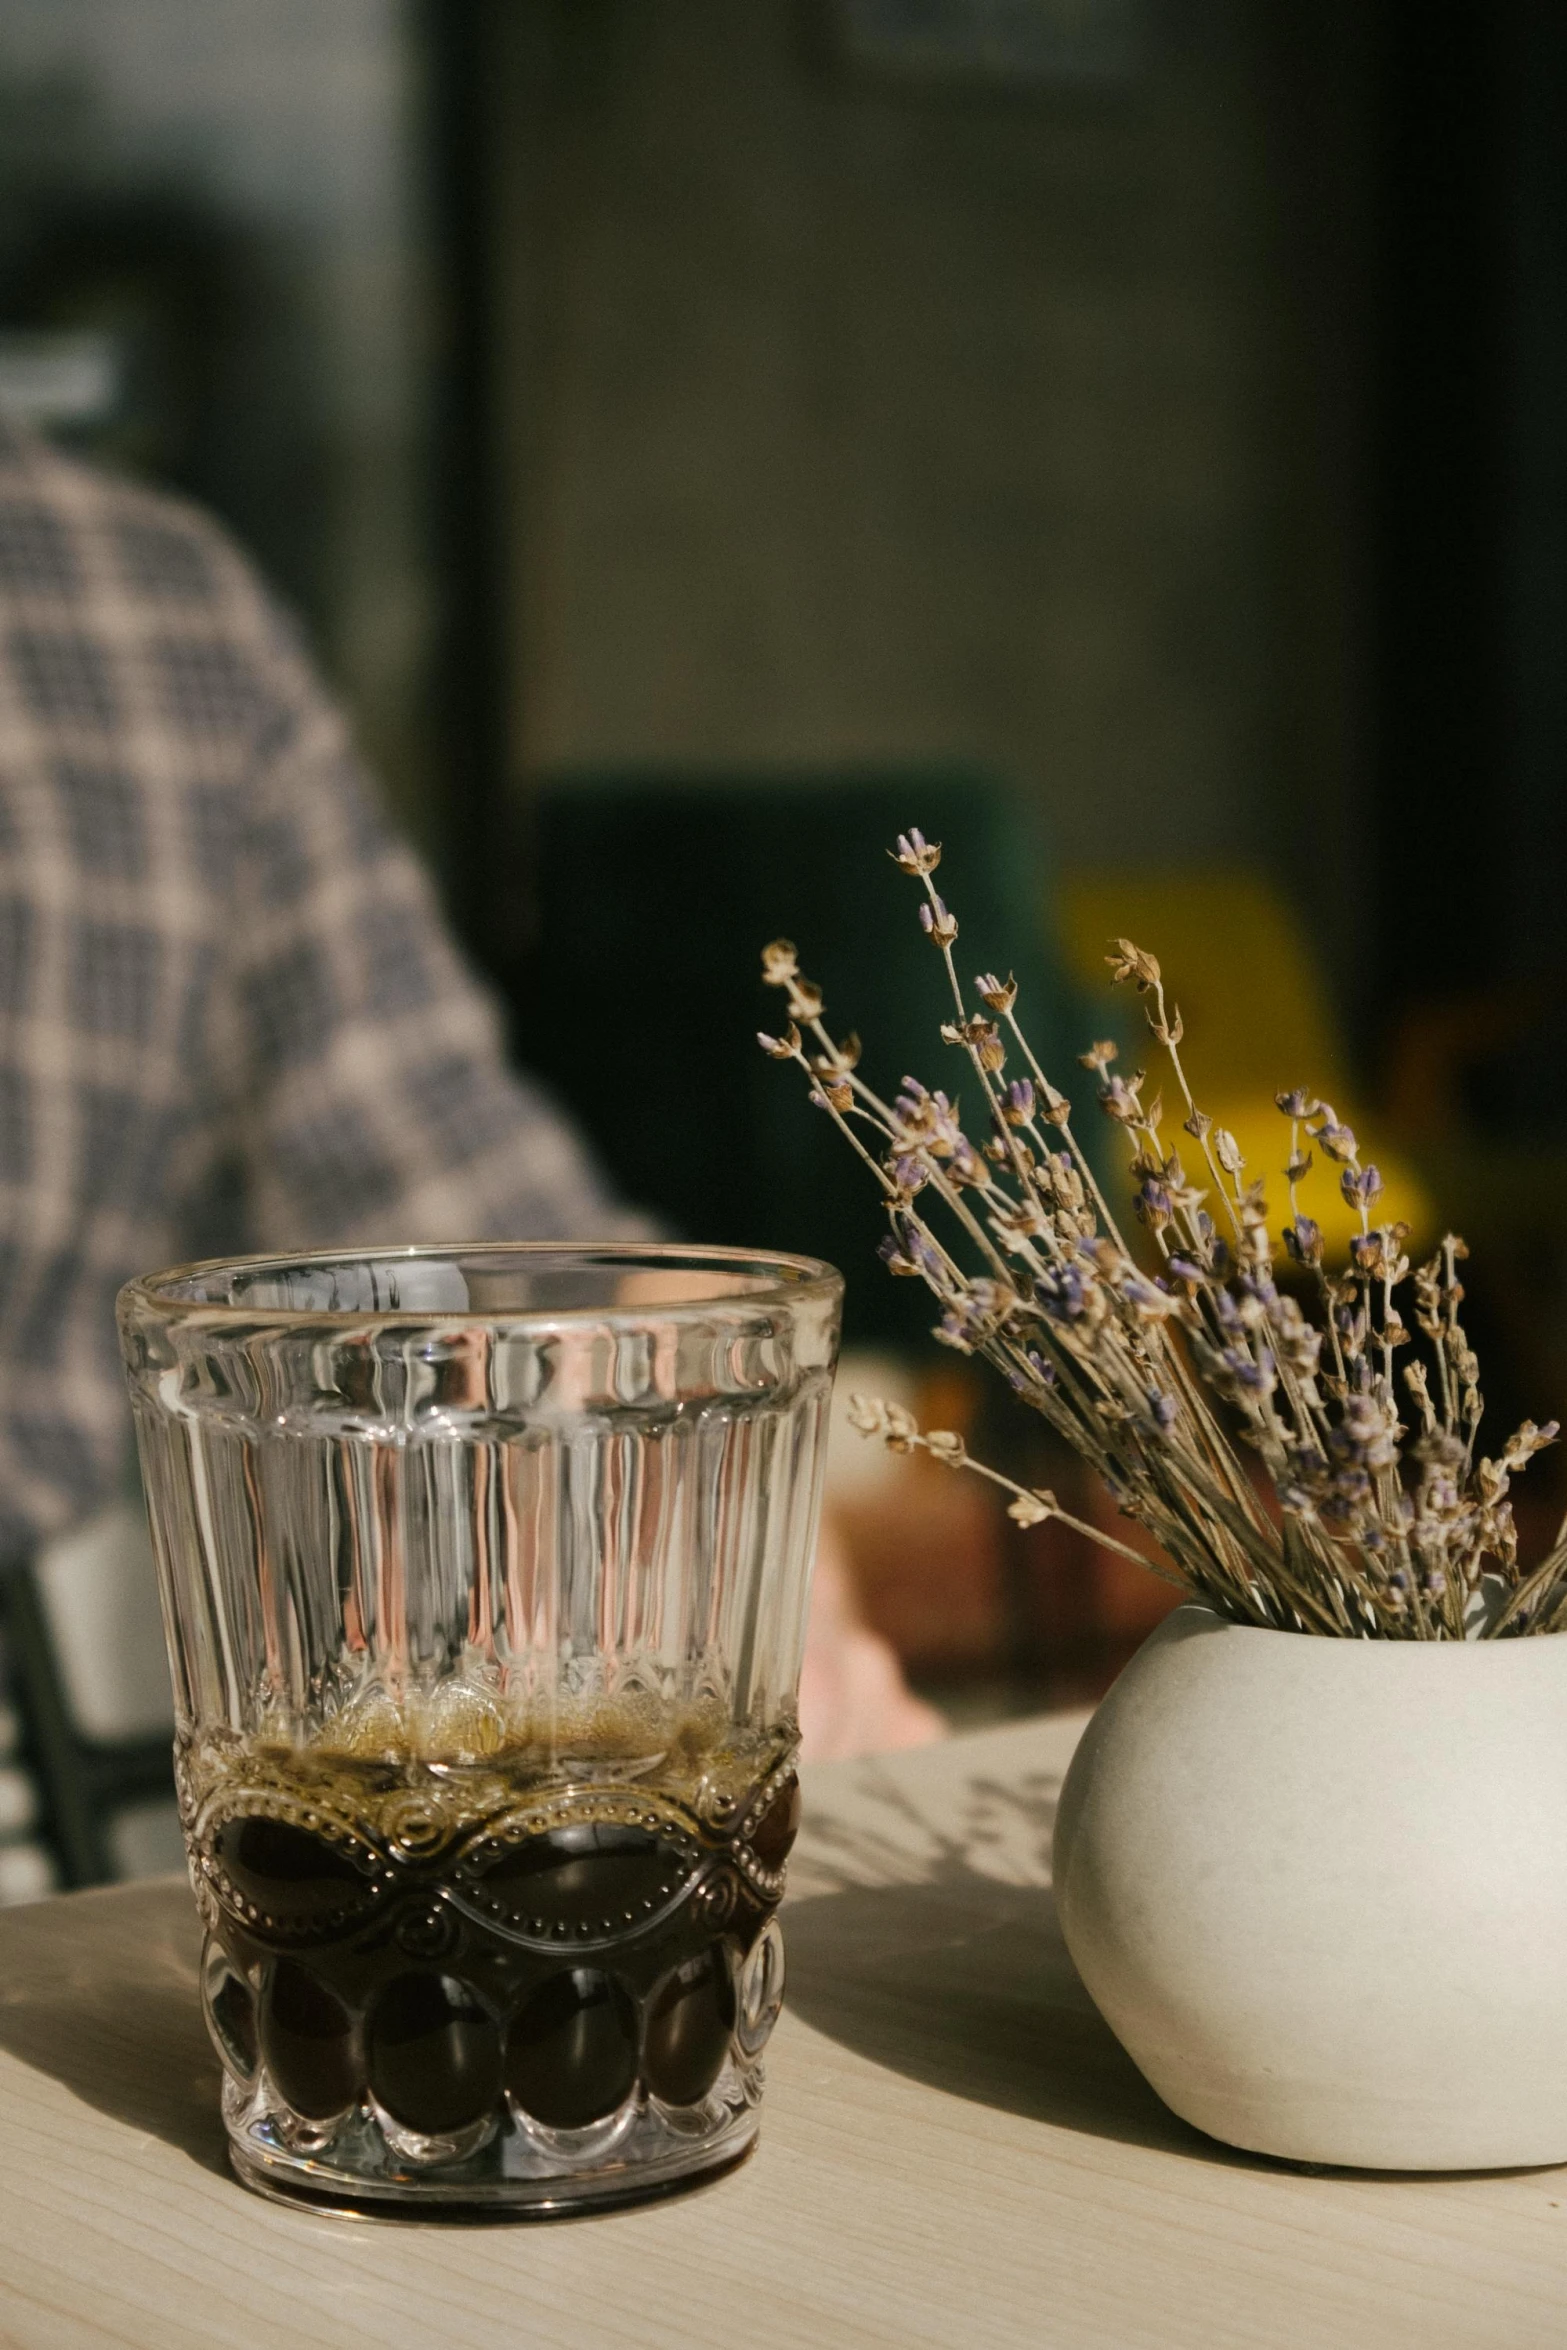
[514,769,1096,1348]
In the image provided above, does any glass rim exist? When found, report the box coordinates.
[117,1239,845,1329]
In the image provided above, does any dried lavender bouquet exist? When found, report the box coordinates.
[759,831,1567,1639]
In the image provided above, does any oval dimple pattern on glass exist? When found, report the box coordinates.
[504,1968,639,2130]
[457,1819,700,1946]
[644,1946,737,2109]
[201,1937,258,2084]
[260,1958,362,2120]
[368,1972,503,2137]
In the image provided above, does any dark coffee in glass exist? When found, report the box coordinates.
[191,1714,798,2179]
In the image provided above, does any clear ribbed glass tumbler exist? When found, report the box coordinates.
[117,1243,841,2214]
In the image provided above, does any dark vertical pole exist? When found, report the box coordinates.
[420,0,513,979]
[1368,4,1507,1023]
[1497,0,1567,1102]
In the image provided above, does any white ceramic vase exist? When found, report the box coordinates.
[1052,1603,1567,2170]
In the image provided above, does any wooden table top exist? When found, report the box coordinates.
[0,1711,1561,2349]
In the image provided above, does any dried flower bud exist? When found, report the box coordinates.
[1002,1077,1035,1128]
[1122,1274,1178,1321]
[1283,1215,1323,1266]
[760,939,798,987]
[1275,1088,1318,1119]
[1079,1039,1118,1073]
[941,1016,1005,1074]
[756,1024,802,1059]
[1098,1072,1145,1124]
[975,971,1018,1013]
[809,1031,860,1074]
[1006,1490,1055,1527]
[948,1139,987,1186]
[1506,1419,1560,1466]
[1212,1128,1244,1175]
[1134,1176,1173,1232]
[991,1203,1048,1249]
[1183,1108,1212,1140]
[890,829,941,876]
[918,895,958,947]
[923,1428,966,1465]
[1105,938,1161,990]
[1341,1163,1384,1210]
[1314,1117,1358,1164]
[809,1078,853,1112]
[846,1394,919,1449]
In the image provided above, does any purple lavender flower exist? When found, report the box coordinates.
[890,828,941,875]
[918,894,958,945]
[1035,1264,1094,1322]
[1098,1072,1142,1124]
[934,1299,983,1351]
[1134,1175,1173,1229]
[1283,1214,1323,1266]
[896,1225,945,1281]
[1341,1163,1384,1210]
[1223,1346,1275,1394]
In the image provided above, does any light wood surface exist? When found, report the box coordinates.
[0,1713,1562,2349]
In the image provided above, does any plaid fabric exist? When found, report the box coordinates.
[0,420,644,1555]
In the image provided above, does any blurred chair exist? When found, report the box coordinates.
[513,767,1099,1349]
[0,1500,178,1891]
[1059,870,1434,1254]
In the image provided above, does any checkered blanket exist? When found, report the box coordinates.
[0,419,640,1553]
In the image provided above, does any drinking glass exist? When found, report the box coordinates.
[117,1243,841,2214]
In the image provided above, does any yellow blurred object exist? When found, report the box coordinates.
[1059,872,1435,1258]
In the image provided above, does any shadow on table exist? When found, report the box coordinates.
[783,1762,1239,2168]
[0,1878,228,2177]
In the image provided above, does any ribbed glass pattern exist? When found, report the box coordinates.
[117,1244,840,2212]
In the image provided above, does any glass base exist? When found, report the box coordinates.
[222,2061,762,2216]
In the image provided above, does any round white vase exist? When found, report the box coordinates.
[1052,1603,1567,2170]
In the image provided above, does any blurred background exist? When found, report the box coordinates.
[3,0,1567,1877]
